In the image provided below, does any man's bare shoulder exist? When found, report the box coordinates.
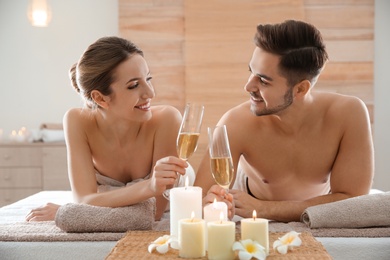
[313,91,368,118]
[314,91,366,107]
[220,101,254,124]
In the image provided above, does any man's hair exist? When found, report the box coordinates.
[254,20,328,87]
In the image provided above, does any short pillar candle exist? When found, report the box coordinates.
[170,177,202,249]
[178,212,206,258]
[207,212,235,260]
[241,210,269,254]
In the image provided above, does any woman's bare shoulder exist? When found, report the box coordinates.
[151,105,182,123]
[63,107,95,129]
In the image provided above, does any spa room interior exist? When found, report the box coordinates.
[1,0,389,259]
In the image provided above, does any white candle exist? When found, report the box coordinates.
[204,198,228,223]
[207,212,235,260]
[203,198,228,250]
[179,212,206,258]
[170,177,202,249]
[9,130,17,142]
[241,210,269,254]
[16,130,25,142]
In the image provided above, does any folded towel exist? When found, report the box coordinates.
[40,123,63,130]
[55,197,156,232]
[41,129,65,142]
[301,192,390,228]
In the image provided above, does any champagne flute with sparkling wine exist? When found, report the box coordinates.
[163,103,204,200]
[208,125,234,193]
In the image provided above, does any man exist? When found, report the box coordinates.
[194,20,374,222]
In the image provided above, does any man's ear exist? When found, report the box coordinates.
[91,90,110,109]
[294,80,311,98]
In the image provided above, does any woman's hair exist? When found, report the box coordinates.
[254,20,328,87]
[69,36,144,108]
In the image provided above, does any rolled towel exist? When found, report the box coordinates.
[301,192,390,228]
[55,197,156,232]
[40,123,63,130]
[41,129,65,142]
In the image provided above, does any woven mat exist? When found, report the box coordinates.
[106,231,331,259]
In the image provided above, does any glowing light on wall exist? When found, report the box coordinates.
[27,0,52,27]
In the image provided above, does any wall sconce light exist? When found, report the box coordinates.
[27,0,52,27]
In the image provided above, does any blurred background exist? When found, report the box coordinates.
[0,0,388,191]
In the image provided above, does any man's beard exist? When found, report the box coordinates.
[251,88,293,116]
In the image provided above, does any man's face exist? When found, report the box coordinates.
[245,47,293,116]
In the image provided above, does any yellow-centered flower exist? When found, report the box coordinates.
[232,239,267,260]
[273,231,302,254]
[148,235,172,254]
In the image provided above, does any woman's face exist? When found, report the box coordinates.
[107,54,155,122]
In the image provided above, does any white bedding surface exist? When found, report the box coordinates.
[1,191,390,260]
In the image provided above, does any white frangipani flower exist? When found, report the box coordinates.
[273,231,302,254]
[232,239,267,260]
[148,235,172,254]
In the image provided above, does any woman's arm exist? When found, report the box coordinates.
[150,105,184,219]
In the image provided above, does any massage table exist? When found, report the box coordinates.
[1,191,390,260]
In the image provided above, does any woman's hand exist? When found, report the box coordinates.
[203,184,235,219]
[25,203,60,222]
[149,156,187,195]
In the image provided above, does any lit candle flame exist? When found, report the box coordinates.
[191,211,195,222]
[219,211,224,224]
[252,210,257,221]
[213,198,217,208]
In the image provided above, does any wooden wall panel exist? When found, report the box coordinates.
[119,0,185,109]
[184,0,305,169]
[119,0,374,170]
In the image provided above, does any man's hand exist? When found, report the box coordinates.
[203,184,235,219]
[230,189,260,218]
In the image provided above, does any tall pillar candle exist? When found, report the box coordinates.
[178,215,206,258]
[241,210,269,254]
[207,215,235,260]
[170,185,202,249]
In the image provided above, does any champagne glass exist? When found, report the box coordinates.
[208,125,234,193]
[163,103,204,200]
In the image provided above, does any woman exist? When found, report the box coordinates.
[26,36,187,222]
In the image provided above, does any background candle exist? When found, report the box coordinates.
[179,216,205,258]
[207,218,235,260]
[170,185,202,249]
[241,210,269,254]
[204,199,228,223]
[203,199,228,250]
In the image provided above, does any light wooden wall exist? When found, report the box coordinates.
[119,0,374,170]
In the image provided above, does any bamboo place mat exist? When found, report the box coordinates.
[106,231,332,259]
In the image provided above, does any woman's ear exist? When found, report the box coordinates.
[294,80,311,98]
[91,90,110,109]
